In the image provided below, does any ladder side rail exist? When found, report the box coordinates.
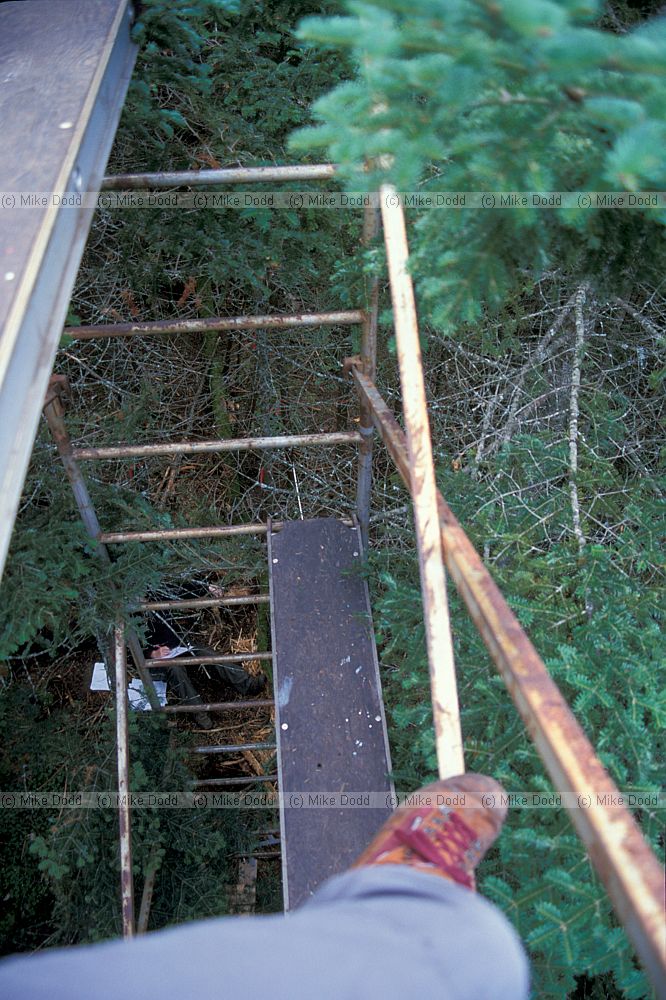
[356,202,381,549]
[66,309,363,340]
[42,379,161,710]
[113,622,135,939]
[379,187,465,779]
[350,365,666,990]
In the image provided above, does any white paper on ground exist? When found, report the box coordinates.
[127,678,168,711]
[90,662,110,691]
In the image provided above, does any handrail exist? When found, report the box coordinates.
[379,185,464,779]
[349,363,665,988]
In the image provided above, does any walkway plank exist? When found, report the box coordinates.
[269,518,393,910]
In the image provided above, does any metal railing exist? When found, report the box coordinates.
[352,184,665,991]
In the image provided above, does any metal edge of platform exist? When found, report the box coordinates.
[266,522,290,911]
[0,0,137,579]
[350,517,394,799]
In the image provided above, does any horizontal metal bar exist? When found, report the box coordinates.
[164,699,273,714]
[100,518,354,545]
[192,742,277,755]
[191,775,278,788]
[100,523,268,543]
[136,595,270,612]
[102,163,337,189]
[145,652,272,667]
[66,310,363,340]
[73,431,362,461]
[350,367,666,988]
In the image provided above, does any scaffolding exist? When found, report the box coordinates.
[0,0,663,991]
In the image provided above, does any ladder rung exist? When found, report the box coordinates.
[163,699,273,714]
[192,742,277,754]
[66,309,363,340]
[100,523,268,543]
[191,775,277,787]
[136,594,270,612]
[102,163,337,190]
[73,431,362,461]
[145,652,272,667]
[100,518,354,544]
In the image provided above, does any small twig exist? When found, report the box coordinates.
[614,299,664,344]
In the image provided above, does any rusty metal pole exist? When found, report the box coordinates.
[379,186,465,779]
[67,310,363,340]
[356,201,380,549]
[350,367,666,992]
[114,622,134,939]
[72,430,362,461]
[42,376,160,710]
[102,163,338,189]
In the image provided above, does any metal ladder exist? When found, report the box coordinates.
[40,167,665,990]
[2,0,662,986]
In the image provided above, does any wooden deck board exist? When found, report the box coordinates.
[269,518,392,910]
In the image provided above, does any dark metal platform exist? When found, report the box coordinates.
[0,0,136,576]
[268,518,393,910]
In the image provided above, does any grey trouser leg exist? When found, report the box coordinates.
[0,866,529,999]
[192,645,263,696]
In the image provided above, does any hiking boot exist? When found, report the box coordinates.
[352,773,507,891]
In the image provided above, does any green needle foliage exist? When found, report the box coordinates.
[291,0,666,330]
